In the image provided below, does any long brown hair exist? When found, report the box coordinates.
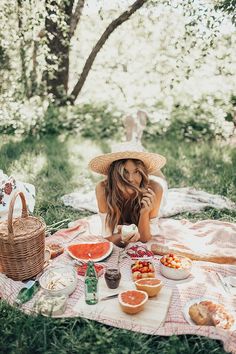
[105,159,149,233]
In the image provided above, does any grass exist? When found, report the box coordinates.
[0,133,235,354]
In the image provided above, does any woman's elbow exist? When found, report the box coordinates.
[140,233,152,243]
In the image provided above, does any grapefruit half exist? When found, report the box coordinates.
[135,278,163,297]
[118,290,148,314]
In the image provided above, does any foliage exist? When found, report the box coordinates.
[0,96,47,136]
[75,104,124,140]
[0,97,123,139]
[0,1,235,140]
[144,94,234,141]
[42,102,124,138]
[215,0,236,25]
[0,94,234,141]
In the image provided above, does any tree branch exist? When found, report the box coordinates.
[70,0,85,37]
[69,0,148,103]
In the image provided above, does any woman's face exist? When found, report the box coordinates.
[121,159,142,196]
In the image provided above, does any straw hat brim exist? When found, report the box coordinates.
[89,151,166,175]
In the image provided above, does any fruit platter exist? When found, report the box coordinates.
[131,259,155,280]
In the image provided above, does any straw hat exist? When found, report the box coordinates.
[88,142,166,175]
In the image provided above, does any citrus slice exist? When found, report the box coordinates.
[135,278,163,297]
[118,290,148,314]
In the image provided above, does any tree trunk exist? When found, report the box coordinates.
[45,0,74,104]
[17,0,29,97]
[69,0,148,104]
[70,0,85,37]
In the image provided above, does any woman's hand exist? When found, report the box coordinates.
[140,188,157,214]
[126,232,140,243]
[117,225,140,244]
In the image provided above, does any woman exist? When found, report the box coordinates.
[89,143,167,247]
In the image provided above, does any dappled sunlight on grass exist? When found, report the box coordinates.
[0,134,235,224]
[145,138,235,202]
[67,135,103,168]
[66,135,110,186]
[7,153,46,183]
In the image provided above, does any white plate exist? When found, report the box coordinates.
[183,297,236,330]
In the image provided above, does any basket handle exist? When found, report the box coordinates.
[8,191,29,238]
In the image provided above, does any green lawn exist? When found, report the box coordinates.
[0,133,235,354]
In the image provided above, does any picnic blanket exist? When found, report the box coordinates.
[0,216,236,354]
[61,186,236,217]
[149,218,236,264]
[71,215,236,265]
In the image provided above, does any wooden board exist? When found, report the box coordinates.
[73,278,172,332]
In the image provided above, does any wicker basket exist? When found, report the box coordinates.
[0,191,46,281]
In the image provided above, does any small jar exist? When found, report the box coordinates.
[104,268,121,289]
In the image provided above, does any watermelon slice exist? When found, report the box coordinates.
[67,241,113,262]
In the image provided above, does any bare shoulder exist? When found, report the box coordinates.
[149,179,163,195]
[95,180,107,213]
[149,179,164,217]
[95,180,106,195]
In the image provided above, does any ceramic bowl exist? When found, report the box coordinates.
[160,254,192,280]
[39,265,78,297]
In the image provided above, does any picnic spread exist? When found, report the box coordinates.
[0,193,236,354]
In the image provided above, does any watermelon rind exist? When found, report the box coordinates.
[67,241,113,262]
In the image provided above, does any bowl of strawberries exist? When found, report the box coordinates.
[160,253,192,280]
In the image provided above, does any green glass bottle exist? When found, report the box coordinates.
[15,281,40,306]
[84,261,98,305]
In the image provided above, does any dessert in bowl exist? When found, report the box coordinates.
[39,265,78,297]
[160,253,192,280]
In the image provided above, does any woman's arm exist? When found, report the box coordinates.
[106,233,126,248]
[95,181,139,247]
[138,181,163,242]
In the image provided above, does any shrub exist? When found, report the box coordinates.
[144,95,234,141]
[0,93,234,141]
[0,97,124,139]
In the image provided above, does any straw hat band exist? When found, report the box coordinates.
[89,150,166,175]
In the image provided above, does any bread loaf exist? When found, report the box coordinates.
[189,300,234,329]
[150,243,236,265]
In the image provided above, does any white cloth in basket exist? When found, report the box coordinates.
[0,170,36,221]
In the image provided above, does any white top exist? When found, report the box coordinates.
[99,177,168,237]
